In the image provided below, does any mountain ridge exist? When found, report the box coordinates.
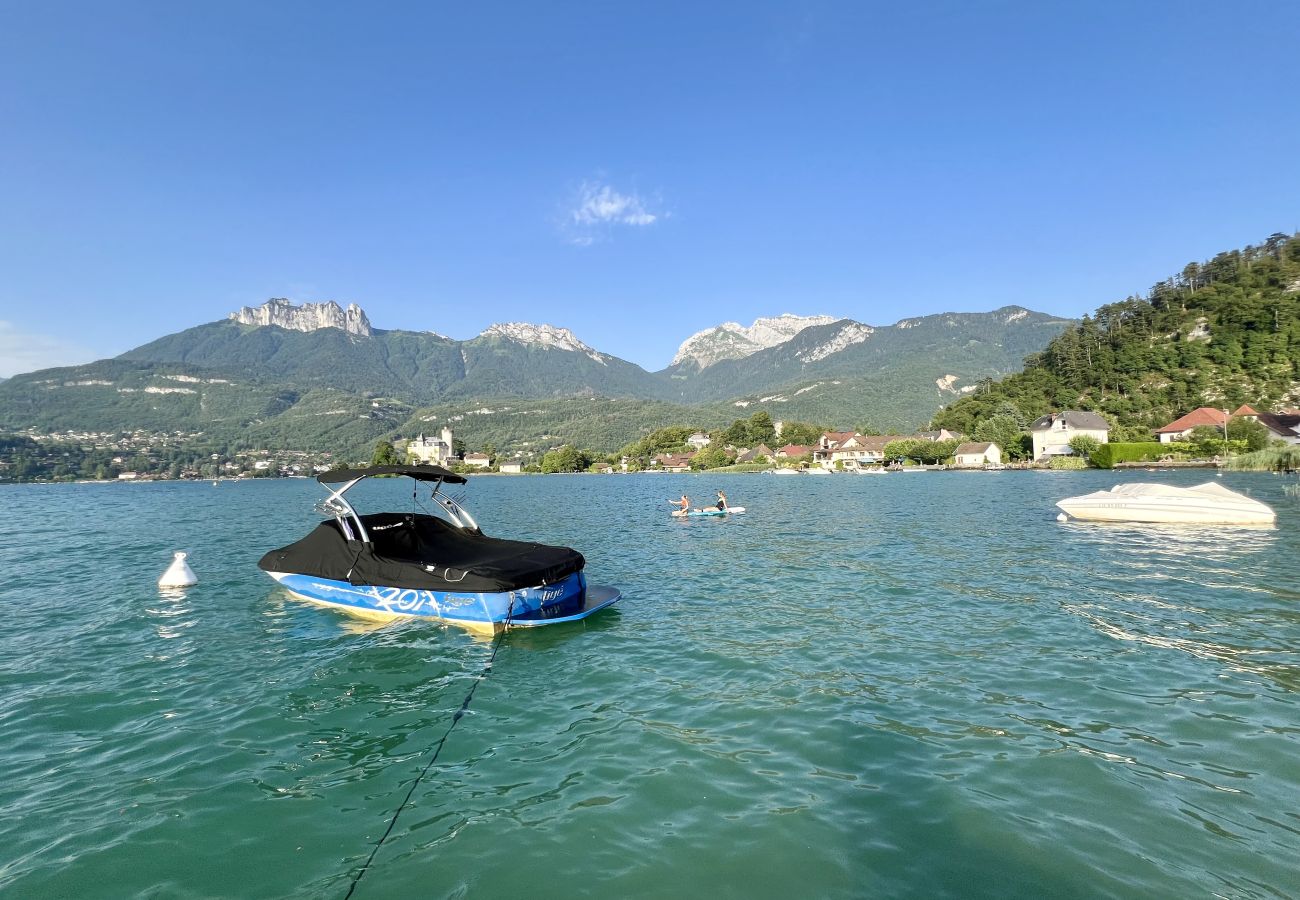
[0,299,1073,459]
[671,313,840,368]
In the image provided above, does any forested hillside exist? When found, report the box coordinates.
[933,233,1300,438]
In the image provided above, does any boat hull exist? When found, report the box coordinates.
[1055,499,1274,525]
[1056,482,1275,525]
[266,570,621,632]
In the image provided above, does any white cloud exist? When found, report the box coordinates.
[0,321,99,377]
[562,180,666,244]
[571,182,658,226]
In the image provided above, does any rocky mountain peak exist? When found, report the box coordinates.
[479,323,608,364]
[672,313,839,368]
[230,299,372,337]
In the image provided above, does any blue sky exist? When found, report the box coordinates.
[1,1,1297,377]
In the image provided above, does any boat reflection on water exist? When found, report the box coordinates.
[1058,519,1278,564]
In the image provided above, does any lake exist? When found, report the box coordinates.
[1,470,1298,898]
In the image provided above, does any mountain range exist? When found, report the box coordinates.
[0,300,1072,456]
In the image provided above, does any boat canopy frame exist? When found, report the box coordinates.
[313,465,477,544]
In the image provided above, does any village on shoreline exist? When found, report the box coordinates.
[6,404,1300,485]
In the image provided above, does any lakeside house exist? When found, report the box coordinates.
[1230,405,1300,444]
[828,435,895,468]
[655,452,695,473]
[816,430,961,468]
[776,444,811,459]
[462,452,492,469]
[736,443,774,464]
[1154,407,1228,443]
[499,459,524,474]
[813,431,860,466]
[815,431,856,455]
[953,442,1002,468]
[1030,411,1109,461]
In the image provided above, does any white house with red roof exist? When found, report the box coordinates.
[1154,407,1228,443]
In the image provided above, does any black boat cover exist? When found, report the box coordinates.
[317,464,466,484]
[258,513,584,592]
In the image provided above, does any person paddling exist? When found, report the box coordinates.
[715,489,729,511]
[669,494,690,516]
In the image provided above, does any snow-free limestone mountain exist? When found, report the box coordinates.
[671,314,839,369]
[0,298,1072,457]
[478,323,610,364]
[230,299,371,337]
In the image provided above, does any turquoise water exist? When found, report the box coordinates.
[2,471,1298,898]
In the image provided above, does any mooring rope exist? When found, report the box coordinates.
[343,596,516,899]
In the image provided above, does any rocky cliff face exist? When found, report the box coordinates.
[671,314,839,368]
[478,323,609,363]
[230,299,372,336]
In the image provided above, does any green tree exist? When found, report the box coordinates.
[1227,418,1271,452]
[540,444,591,473]
[718,419,750,447]
[778,421,826,445]
[1187,425,1227,458]
[746,411,776,446]
[370,440,402,466]
[1067,435,1102,458]
[690,446,731,470]
[973,415,1027,460]
[884,438,956,464]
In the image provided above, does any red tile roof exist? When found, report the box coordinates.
[1231,404,1259,417]
[1155,407,1228,433]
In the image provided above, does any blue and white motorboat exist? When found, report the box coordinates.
[258,465,622,632]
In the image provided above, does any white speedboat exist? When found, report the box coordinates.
[1056,482,1275,525]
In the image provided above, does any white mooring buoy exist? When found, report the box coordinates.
[1056,513,1068,523]
[159,551,198,588]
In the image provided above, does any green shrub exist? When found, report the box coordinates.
[1048,456,1087,469]
[1089,442,1168,469]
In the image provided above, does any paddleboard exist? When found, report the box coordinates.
[676,506,746,517]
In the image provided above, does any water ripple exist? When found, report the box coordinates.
[1,472,1298,897]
